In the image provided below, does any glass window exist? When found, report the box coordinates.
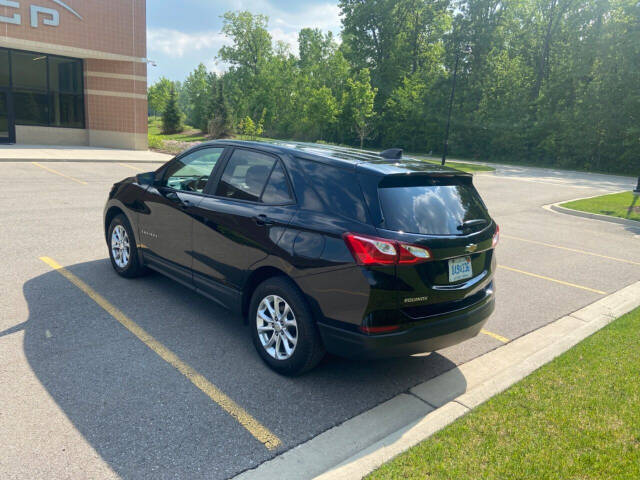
[378,183,490,235]
[299,158,368,222]
[163,147,224,193]
[216,149,276,202]
[0,92,8,136]
[50,93,84,128]
[11,51,47,90]
[262,161,293,204]
[0,50,9,87]
[6,50,85,128]
[49,56,82,93]
[14,90,49,125]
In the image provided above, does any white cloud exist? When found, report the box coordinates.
[220,0,342,32]
[146,1,343,80]
[147,28,228,58]
[270,3,342,33]
[269,28,300,50]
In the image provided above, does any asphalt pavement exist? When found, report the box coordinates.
[0,160,638,479]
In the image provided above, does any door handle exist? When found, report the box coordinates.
[254,214,275,226]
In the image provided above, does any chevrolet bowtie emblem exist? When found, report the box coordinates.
[465,244,478,253]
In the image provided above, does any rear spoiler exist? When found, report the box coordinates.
[378,172,473,188]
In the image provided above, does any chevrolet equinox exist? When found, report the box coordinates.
[104,141,498,375]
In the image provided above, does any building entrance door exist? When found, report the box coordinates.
[0,89,15,144]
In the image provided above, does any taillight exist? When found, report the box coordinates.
[343,233,397,265]
[492,225,500,248]
[398,244,432,264]
[343,233,432,266]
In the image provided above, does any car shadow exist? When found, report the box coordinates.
[19,259,466,477]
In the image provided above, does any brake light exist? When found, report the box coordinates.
[343,233,432,266]
[492,225,500,248]
[343,233,397,265]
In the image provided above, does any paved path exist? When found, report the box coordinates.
[0,145,171,162]
[0,160,637,479]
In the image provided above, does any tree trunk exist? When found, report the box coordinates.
[532,0,558,101]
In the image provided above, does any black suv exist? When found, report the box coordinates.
[104,141,497,375]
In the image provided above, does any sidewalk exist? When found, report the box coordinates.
[0,145,172,163]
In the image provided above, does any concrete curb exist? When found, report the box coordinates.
[544,195,640,228]
[233,280,640,480]
[0,158,166,164]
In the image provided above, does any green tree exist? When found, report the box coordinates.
[239,116,256,138]
[183,63,213,131]
[161,85,183,134]
[339,0,450,109]
[302,86,339,141]
[207,80,232,139]
[218,11,272,75]
[344,69,377,148]
[148,4,640,175]
[147,77,174,117]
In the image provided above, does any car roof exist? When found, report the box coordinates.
[198,139,469,177]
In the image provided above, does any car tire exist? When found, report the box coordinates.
[108,214,147,278]
[249,277,325,376]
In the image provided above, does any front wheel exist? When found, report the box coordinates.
[108,214,147,278]
[249,277,325,375]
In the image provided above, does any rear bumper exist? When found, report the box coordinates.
[317,294,494,358]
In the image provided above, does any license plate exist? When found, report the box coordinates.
[448,256,473,282]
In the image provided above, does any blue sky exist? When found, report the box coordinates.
[146,0,342,84]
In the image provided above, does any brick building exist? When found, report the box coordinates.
[0,0,147,149]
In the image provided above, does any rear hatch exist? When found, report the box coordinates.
[373,173,496,322]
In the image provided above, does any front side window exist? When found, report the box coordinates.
[215,149,277,202]
[163,147,224,193]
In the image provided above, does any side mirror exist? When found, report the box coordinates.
[136,171,157,186]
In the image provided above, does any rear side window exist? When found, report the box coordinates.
[216,149,275,202]
[262,161,293,204]
[298,159,368,223]
[379,181,490,235]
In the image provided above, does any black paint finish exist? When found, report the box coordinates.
[103,140,498,358]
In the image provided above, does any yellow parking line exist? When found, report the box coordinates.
[31,162,87,185]
[118,163,144,171]
[481,329,509,343]
[498,265,607,295]
[39,256,281,451]
[502,234,640,266]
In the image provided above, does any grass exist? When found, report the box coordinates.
[560,191,640,223]
[148,117,208,142]
[368,306,640,480]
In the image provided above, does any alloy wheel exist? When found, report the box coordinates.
[256,295,298,360]
[111,225,131,268]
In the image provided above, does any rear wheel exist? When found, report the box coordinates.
[108,214,147,278]
[249,277,325,375]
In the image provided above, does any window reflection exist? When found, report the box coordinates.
[0,48,85,129]
[379,184,490,235]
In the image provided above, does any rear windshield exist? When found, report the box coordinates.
[379,183,490,235]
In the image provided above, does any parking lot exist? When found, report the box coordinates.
[1,159,639,479]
